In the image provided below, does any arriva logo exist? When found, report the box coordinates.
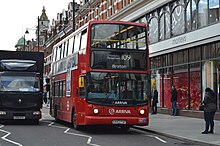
[116,110,131,114]
[114,101,127,105]
[109,108,131,115]
[109,108,115,115]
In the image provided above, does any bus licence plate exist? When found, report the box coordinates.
[112,120,126,124]
[13,116,25,119]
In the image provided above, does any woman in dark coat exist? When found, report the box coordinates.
[202,88,217,134]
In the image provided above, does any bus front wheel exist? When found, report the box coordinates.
[72,110,81,130]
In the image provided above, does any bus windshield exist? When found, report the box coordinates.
[90,24,146,50]
[86,72,149,105]
[0,72,40,92]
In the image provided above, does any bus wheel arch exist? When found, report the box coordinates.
[71,107,81,130]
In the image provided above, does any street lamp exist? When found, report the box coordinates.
[37,16,40,52]
[25,16,40,52]
[72,0,75,32]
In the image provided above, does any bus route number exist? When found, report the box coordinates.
[121,55,131,61]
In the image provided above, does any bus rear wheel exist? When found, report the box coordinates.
[72,110,81,130]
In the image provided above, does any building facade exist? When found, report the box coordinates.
[44,0,220,112]
[118,0,220,111]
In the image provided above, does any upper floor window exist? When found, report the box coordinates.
[172,5,185,36]
[148,15,159,44]
[159,10,165,40]
[148,11,159,43]
[209,0,220,24]
[74,33,81,52]
[192,0,197,30]
[80,29,88,50]
[186,0,191,32]
[198,0,208,28]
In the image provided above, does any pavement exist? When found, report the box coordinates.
[135,113,220,146]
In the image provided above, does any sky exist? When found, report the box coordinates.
[0,0,79,51]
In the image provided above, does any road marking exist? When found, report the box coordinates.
[144,135,167,144]
[42,121,101,146]
[0,125,23,146]
[64,128,100,146]
[132,128,167,144]
[155,136,167,143]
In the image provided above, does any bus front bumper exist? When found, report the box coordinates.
[0,110,41,120]
[84,116,149,126]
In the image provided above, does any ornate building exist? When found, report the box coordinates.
[43,0,220,113]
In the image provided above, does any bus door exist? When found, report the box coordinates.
[76,75,86,124]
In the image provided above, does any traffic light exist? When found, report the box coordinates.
[45,78,50,84]
[45,78,50,91]
[46,84,50,91]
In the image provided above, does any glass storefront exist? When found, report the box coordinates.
[163,68,172,108]
[173,65,188,110]
[150,41,220,111]
[190,63,201,110]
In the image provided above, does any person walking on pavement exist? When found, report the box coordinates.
[171,86,178,116]
[201,87,217,134]
[152,89,158,114]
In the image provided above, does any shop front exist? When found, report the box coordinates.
[151,41,220,112]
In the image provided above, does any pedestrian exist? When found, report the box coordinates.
[43,92,47,104]
[152,89,158,114]
[171,86,177,116]
[201,87,217,134]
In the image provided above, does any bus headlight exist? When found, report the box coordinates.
[139,109,145,115]
[93,108,99,114]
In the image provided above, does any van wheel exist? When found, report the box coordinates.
[72,110,81,130]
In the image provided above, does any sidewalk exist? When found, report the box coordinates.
[135,114,220,146]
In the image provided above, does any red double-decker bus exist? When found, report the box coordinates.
[50,20,150,130]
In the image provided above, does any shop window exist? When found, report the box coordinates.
[209,0,219,24]
[151,69,162,107]
[189,46,200,62]
[216,42,220,56]
[202,43,216,60]
[173,65,189,110]
[166,54,173,66]
[198,0,208,28]
[150,57,161,69]
[190,63,201,110]
[163,67,172,108]
[173,50,188,65]
[162,55,166,67]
